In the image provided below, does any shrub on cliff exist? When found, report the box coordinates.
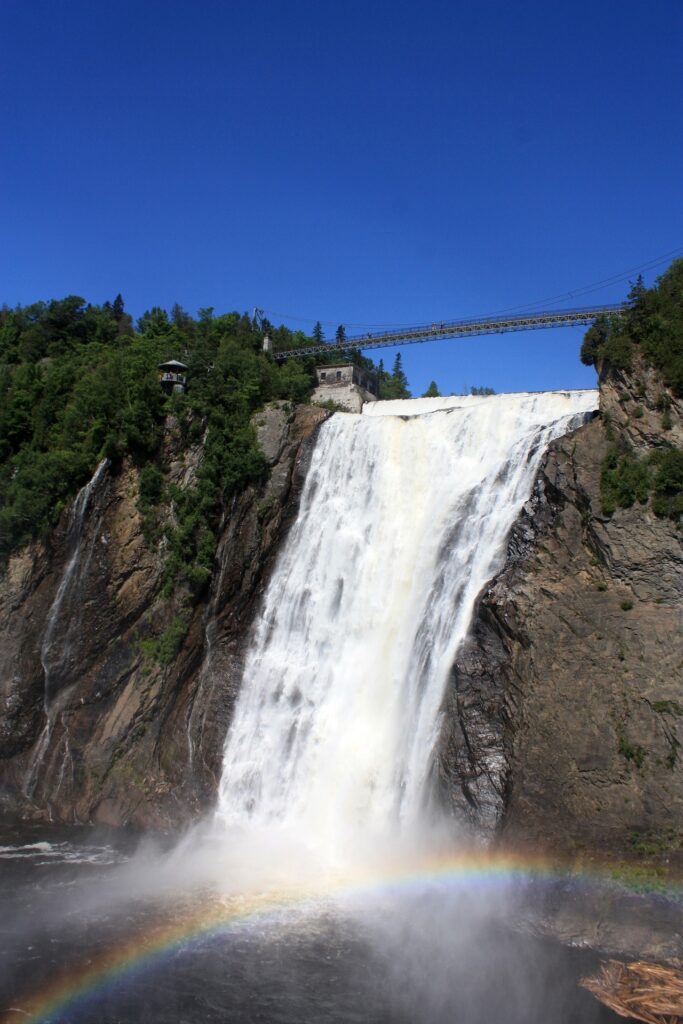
[581,260,683,396]
[651,448,683,519]
[599,446,682,522]
[600,448,651,515]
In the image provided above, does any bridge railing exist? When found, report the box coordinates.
[273,304,625,360]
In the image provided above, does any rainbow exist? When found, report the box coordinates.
[2,848,679,1024]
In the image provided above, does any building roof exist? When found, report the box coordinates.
[316,362,376,373]
[158,359,188,371]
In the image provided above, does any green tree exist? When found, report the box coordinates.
[0,295,321,564]
[393,353,409,395]
[313,321,324,344]
[580,259,683,394]
[422,380,441,398]
[580,316,611,367]
[171,303,196,337]
[335,324,346,344]
[137,307,171,336]
[112,293,125,320]
[379,352,411,399]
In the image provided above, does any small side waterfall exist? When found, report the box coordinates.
[40,458,109,704]
[215,392,597,850]
[24,459,109,799]
[187,505,232,772]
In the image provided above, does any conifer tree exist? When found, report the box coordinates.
[112,293,125,320]
[171,304,195,335]
[313,321,324,344]
[627,273,647,307]
[627,273,649,339]
[335,324,346,344]
[391,351,410,398]
[379,351,411,399]
[422,380,441,397]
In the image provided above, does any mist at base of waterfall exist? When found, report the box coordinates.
[0,821,620,1024]
[2,394,619,1021]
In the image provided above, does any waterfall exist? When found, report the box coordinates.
[40,458,109,706]
[215,392,597,850]
[187,503,233,771]
[24,459,109,799]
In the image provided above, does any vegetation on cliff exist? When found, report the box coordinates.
[0,296,414,589]
[0,298,424,611]
[580,260,683,521]
[0,300,312,563]
[376,352,412,399]
[3,259,680,568]
[581,259,683,397]
[600,446,683,519]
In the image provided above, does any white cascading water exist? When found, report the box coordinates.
[24,458,109,798]
[215,392,597,853]
[40,458,109,706]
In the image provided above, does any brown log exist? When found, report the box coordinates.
[580,960,683,1024]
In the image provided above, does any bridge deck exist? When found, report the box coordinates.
[274,304,624,360]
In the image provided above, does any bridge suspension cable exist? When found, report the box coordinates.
[273,304,625,360]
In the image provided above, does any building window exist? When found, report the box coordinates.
[336,370,342,380]
[320,372,326,380]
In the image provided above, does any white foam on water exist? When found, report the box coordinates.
[0,840,120,864]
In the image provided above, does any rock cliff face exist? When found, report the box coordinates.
[439,359,682,862]
[1,363,680,862]
[0,404,328,828]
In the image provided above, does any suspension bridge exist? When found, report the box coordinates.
[269,304,625,360]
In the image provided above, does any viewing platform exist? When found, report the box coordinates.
[158,359,188,394]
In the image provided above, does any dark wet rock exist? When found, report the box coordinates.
[438,359,682,859]
[0,404,329,828]
[516,880,683,966]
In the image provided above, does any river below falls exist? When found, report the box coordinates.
[0,822,625,1024]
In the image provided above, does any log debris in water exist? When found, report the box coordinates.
[580,959,683,1024]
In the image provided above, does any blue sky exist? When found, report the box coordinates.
[1,0,681,395]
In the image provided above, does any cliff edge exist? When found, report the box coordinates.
[439,354,682,866]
